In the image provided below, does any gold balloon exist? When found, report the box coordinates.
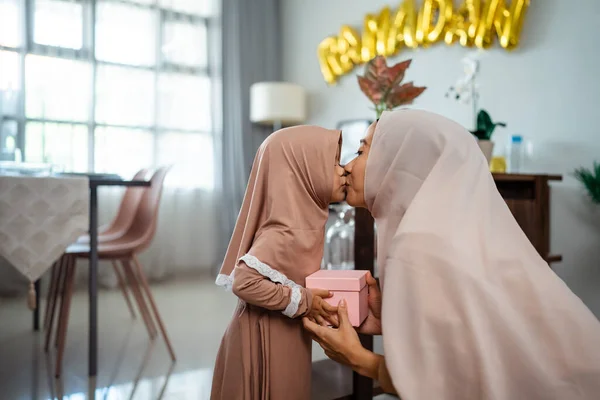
[375,7,392,56]
[417,0,453,45]
[466,0,481,39]
[361,13,377,62]
[338,25,362,71]
[389,4,408,52]
[317,0,531,84]
[361,7,397,61]
[497,0,530,50]
[444,0,480,47]
[475,0,499,49]
[400,0,418,49]
[476,0,530,50]
[317,37,339,85]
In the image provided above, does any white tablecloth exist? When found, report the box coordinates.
[0,175,89,282]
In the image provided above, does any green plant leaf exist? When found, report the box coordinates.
[470,129,489,141]
[574,161,600,204]
[476,109,506,139]
[477,109,493,131]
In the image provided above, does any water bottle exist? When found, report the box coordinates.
[508,135,524,173]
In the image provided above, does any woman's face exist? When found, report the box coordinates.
[344,121,377,208]
[330,137,347,203]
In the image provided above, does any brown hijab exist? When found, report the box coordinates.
[216,125,341,289]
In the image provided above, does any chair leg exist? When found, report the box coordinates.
[43,258,59,330]
[132,255,176,362]
[121,259,156,339]
[55,256,76,377]
[54,256,71,349]
[45,257,66,352]
[111,260,136,319]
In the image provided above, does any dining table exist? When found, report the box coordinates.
[0,165,151,378]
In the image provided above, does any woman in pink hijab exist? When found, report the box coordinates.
[304,109,600,399]
[211,125,346,399]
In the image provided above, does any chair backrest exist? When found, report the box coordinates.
[104,168,149,236]
[126,166,171,252]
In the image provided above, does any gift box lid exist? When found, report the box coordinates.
[305,270,368,292]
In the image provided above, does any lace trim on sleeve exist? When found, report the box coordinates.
[215,270,235,291]
[238,254,302,318]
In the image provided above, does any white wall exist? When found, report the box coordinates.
[282,0,600,315]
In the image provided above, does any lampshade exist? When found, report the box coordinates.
[250,82,306,126]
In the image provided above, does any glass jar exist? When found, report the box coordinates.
[324,203,355,270]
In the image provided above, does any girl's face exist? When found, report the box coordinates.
[330,137,347,203]
[344,121,377,208]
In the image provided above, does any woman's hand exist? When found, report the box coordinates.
[305,299,398,396]
[358,271,382,335]
[303,299,380,378]
[307,288,338,326]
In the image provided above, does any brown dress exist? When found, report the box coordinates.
[211,126,342,399]
[211,262,314,400]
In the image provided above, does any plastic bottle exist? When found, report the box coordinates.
[508,134,523,173]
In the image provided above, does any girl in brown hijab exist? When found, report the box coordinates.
[211,125,346,400]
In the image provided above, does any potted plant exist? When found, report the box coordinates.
[357,56,426,119]
[574,161,600,205]
[470,109,507,163]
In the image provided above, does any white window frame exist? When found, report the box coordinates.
[0,0,217,175]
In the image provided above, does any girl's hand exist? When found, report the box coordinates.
[307,288,339,327]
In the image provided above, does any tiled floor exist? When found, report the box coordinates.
[0,277,392,400]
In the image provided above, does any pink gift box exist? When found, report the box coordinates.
[305,270,368,327]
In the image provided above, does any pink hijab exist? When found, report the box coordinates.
[367,109,600,399]
[217,126,341,287]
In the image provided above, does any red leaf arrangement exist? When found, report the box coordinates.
[357,56,426,118]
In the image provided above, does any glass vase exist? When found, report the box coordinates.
[324,203,355,270]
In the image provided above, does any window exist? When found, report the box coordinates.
[0,0,219,189]
[157,73,212,131]
[95,127,154,177]
[33,0,83,49]
[25,55,92,121]
[159,0,216,17]
[163,20,208,68]
[0,50,20,116]
[0,0,23,48]
[157,132,214,189]
[95,1,157,66]
[95,65,155,127]
[0,120,18,161]
[25,122,88,171]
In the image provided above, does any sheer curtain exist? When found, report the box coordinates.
[94,0,223,287]
[0,0,223,293]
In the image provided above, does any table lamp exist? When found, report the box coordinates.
[250,82,306,131]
